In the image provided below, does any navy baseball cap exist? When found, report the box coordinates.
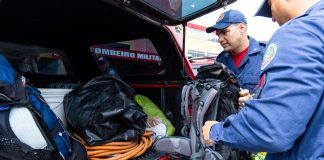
[255,0,272,17]
[206,10,247,33]
[98,57,109,64]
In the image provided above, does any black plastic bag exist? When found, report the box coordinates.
[64,76,147,146]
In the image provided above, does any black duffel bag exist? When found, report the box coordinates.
[64,76,147,146]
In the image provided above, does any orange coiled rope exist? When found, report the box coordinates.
[77,131,153,160]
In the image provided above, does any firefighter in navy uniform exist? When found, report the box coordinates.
[202,0,324,159]
[98,57,119,77]
[206,9,266,94]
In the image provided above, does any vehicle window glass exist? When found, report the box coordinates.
[188,49,206,58]
[90,38,165,76]
[190,58,215,76]
[0,42,74,76]
[141,0,217,18]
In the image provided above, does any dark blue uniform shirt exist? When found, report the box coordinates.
[216,36,266,93]
[210,1,324,159]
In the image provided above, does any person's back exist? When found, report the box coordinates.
[202,0,324,159]
[255,0,324,159]
[206,10,266,93]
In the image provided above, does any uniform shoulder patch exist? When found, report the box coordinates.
[261,43,278,70]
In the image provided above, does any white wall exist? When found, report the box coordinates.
[190,0,279,42]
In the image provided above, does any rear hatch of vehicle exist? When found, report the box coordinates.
[0,0,235,135]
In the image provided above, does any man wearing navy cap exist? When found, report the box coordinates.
[206,9,266,94]
[202,0,324,159]
[98,56,119,77]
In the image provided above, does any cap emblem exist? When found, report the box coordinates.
[217,13,225,22]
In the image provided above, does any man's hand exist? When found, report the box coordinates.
[202,121,218,145]
[239,88,253,107]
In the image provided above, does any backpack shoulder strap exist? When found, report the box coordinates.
[181,82,200,134]
[196,83,219,148]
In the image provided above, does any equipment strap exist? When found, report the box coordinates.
[196,84,219,148]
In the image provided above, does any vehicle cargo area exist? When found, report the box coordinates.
[0,0,190,159]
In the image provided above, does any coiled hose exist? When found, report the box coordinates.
[76,131,153,160]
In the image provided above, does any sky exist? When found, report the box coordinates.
[190,0,279,41]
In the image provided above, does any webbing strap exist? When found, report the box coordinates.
[181,84,190,126]
[204,148,224,160]
[190,147,224,160]
[181,82,199,129]
[196,84,218,148]
[183,82,201,154]
[181,81,222,157]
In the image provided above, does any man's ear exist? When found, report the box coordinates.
[239,23,247,34]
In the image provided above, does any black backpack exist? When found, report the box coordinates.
[154,63,250,160]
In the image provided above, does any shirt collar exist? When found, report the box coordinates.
[220,36,263,59]
[247,36,262,55]
[305,0,324,15]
